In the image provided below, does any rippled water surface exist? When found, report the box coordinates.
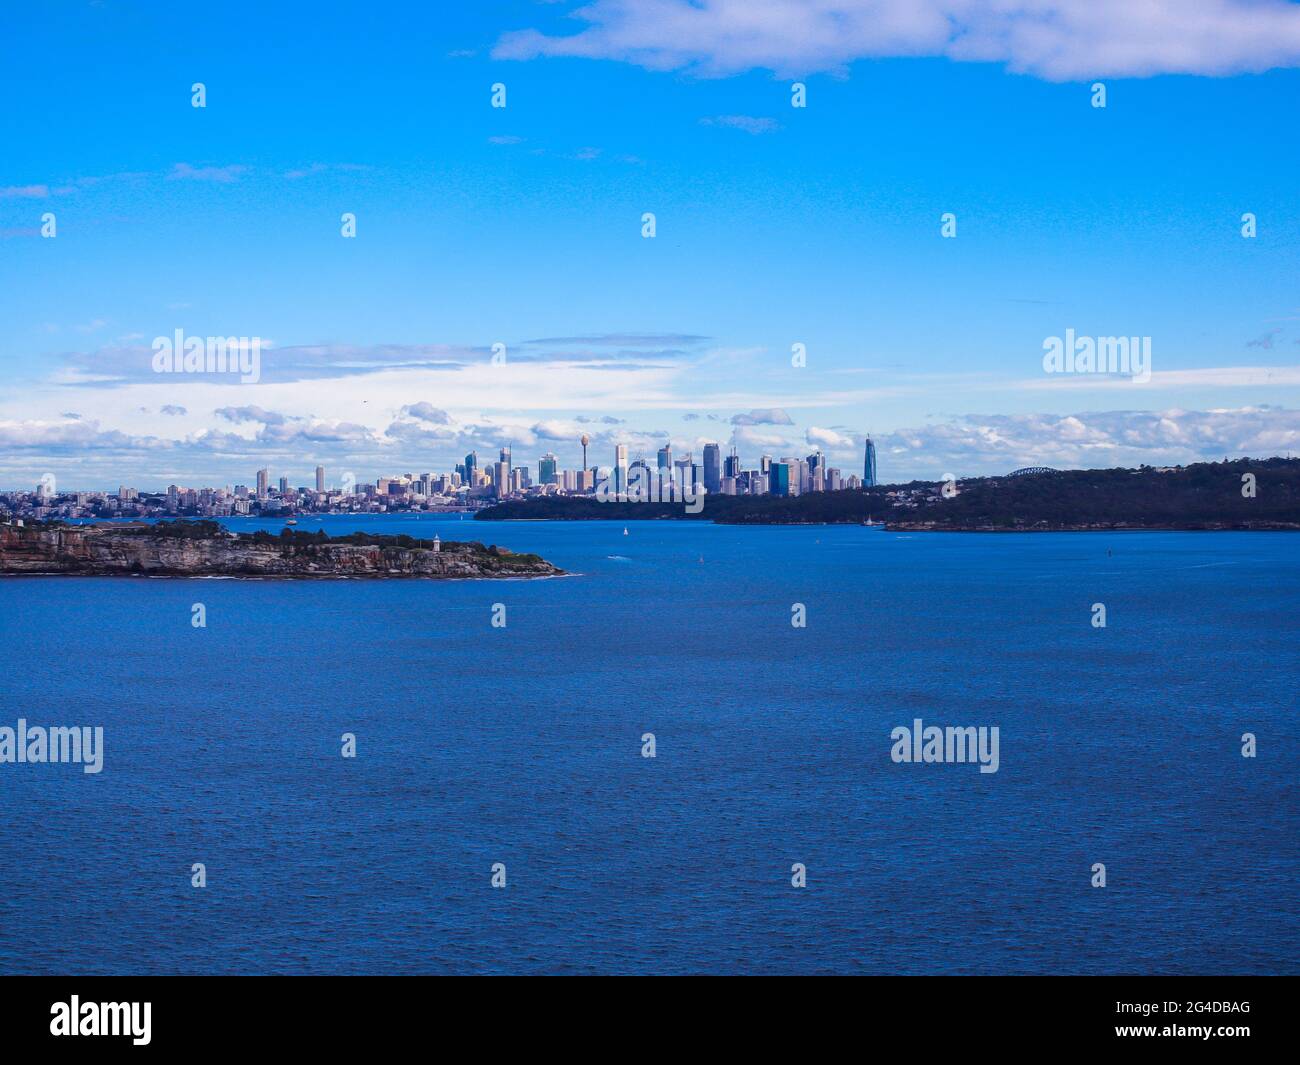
[1,516,1295,973]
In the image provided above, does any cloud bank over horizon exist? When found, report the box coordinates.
[5,322,1300,488]
[3,402,1296,491]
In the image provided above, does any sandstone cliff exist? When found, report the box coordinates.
[0,522,562,579]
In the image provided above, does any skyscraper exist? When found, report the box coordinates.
[723,448,740,480]
[657,444,673,482]
[770,461,791,497]
[539,453,558,485]
[315,465,325,493]
[256,468,269,499]
[864,436,877,487]
[807,451,824,492]
[465,451,478,485]
[675,455,694,491]
[629,458,649,497]
[702,442,721,494]
[614,443,628,495]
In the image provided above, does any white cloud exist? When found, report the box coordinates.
[878,406,1300,477]
[700,115,779,134]
[731,425,796,451]
[0,184,50,199]
[168,163,248,184]
[215,405,286,426]
[806,425,857,450]
[1018,364,1300,391]
[494,0,1300,81]
[282,162,371,180]
[731,407,794,425]
[399,402,451,424]
[531,419,581,441]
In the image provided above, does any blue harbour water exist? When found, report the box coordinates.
[0,516,1296,974]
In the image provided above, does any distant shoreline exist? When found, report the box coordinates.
[474,458,1300,531]
[886,523,1300,532]
[478,516,1299,532]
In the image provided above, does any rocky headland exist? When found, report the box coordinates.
[0,520,563,579]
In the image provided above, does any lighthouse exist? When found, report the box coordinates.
[432,534,441,553]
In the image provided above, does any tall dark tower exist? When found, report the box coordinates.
[724,447,740,480]
[864,436,877,487]
[702,442,721,493]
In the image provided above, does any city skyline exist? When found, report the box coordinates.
[6,434,876,503]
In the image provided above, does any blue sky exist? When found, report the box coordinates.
[3,0,1300,489]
